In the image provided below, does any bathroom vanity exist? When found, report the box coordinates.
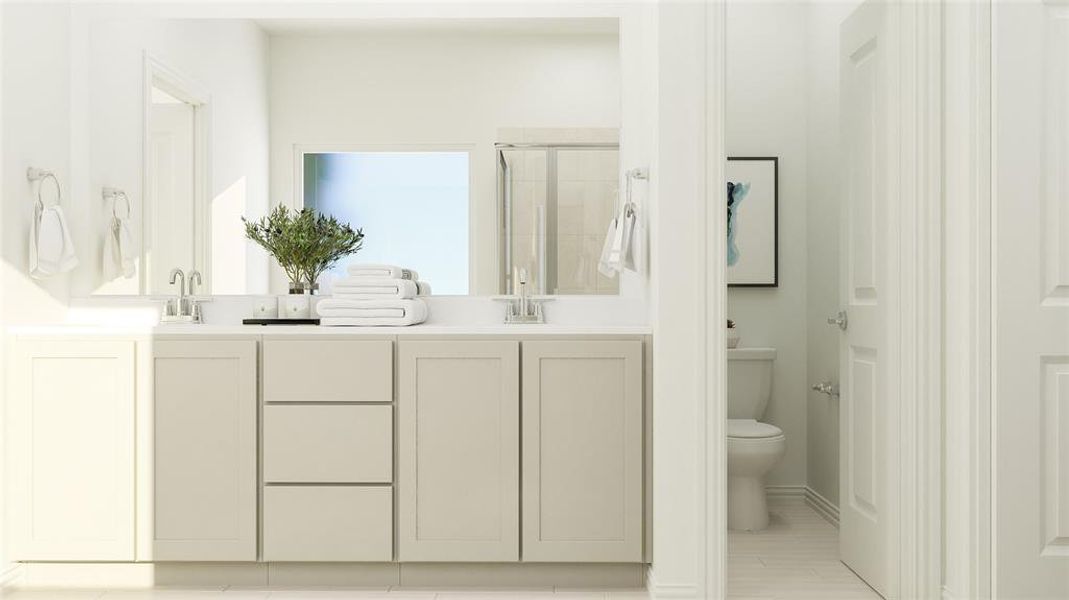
[7,325,651,587]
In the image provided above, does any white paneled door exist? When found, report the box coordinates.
[838,1,899,597]
[994,1,1069,597]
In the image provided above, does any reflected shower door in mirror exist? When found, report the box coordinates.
[498,144,619,295]
[302,151,472,295]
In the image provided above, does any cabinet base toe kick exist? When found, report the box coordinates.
[11,562,649,590]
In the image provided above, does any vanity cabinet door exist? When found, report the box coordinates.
[10,339,136,560]
[398,340,519,561]
[151,340,257,561]
[521,340,643,562]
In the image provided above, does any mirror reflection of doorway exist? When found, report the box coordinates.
[143,59,208,295]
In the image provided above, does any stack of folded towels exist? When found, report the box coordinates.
[317,264,430,327]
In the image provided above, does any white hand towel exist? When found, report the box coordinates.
[30,203,78,279]
[103,214,135,280]
[346,263,418,280]
[597,214,621,278]
[619,209,637,272]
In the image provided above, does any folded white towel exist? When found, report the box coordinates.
[318,298,428,327]
[333,277,419,299]
[30,202,78,279]
[316,298,427,318]
[332,278,432,300]
[346,263,418,280]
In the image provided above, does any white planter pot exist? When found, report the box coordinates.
[278,294,311,319]
[727,328,741,349]
[252,296,279,319]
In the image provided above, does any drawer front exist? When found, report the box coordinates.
[264,405,392,483]
[263,339,392,403]
[263,486,392,562]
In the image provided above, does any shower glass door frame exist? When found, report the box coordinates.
[496,142,619,295]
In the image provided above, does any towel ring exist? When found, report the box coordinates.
[27,167,61,209]
[104,187,131,221]
[622,167,648,218]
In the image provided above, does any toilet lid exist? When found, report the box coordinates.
[727,419,784,439]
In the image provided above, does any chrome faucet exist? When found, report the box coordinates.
[161,268,202,324]
[186,270,203,323]
[498,268,550,324]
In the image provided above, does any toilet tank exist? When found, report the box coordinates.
[727,348,776,419]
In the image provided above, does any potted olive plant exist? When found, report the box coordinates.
[243,205,364,295]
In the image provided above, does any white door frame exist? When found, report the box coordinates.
[942,1,994,598]
[703,2,944,598]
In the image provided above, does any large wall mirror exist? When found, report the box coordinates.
[78,16,621,297]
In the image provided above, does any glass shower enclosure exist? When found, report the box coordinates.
[497,143,620,295]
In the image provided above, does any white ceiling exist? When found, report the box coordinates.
[253,17,619,37]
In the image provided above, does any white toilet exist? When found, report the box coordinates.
[727,347,785,531]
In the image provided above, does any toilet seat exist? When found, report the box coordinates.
[727,418,783,439]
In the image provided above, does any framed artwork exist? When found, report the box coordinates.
[727,157,778,287]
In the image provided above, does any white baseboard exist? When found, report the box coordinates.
[0,563,24,591]
[764,484,840,528]
[803,486,840,528]
[765,484,807,500]
[645,566,696,599]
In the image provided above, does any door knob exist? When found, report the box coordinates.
[827,310,848,331]
[812,381,840,397]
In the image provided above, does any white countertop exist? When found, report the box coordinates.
[8,323,653,337]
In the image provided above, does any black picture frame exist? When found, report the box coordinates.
[727,156,779,288]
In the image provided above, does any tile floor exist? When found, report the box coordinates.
[727,497,881,599]
[2,498,877,600]
[0,588,649,599]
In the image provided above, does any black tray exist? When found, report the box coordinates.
[242,318,320,326]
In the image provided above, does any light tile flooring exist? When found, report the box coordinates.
[728,497,881,599]
[3,499,876,600]
[0,588,649,600]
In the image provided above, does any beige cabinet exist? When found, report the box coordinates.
[264,405,392,483]
[9,339,136,560]
[397,340,519,561]
[263,486,392,562]
[521,340,643,562]
[151,340,257,561]
[263,338,392,402]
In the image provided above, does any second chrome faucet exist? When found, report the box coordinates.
[162,268,203,324]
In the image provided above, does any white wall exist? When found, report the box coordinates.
[804,0,859,508]
[70,16,270,296]
[648,1,715,594]
[268,29,620,295]
[1,2,74,326]
[725,0,809,489]
[1,1,76,581]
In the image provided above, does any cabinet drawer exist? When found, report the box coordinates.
[264,405,392,483]
[263,339,392,403]
[263,486,392,562]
